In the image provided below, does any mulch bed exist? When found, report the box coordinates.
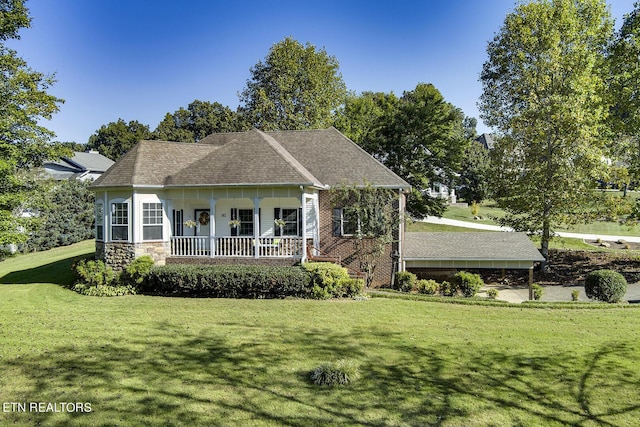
[478,249,640,288]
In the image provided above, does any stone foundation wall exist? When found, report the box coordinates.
[103,242,136,271]
[135,241,170,266]
[96,241,171,271]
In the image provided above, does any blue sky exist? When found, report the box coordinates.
[7,0,636,144]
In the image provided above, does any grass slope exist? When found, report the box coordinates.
[1,243,640,426]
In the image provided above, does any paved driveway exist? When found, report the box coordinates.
[482,282,640,304]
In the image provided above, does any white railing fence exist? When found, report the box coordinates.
[170,236,303,258]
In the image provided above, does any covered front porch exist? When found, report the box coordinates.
[166,186,319,261]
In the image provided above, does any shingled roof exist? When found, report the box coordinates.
[91,128,410,189]
[404,232,544,265]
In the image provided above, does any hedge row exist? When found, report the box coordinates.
[141,264,312,298]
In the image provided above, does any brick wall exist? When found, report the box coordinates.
[316,190,403,288]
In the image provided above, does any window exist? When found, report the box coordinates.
[95,202,104,241]
[111,202,129,241]
[238,209,254,236]
[274,208,301,236]
[143,202,163,240]
[172,209,183,236]
[333,207,359,237]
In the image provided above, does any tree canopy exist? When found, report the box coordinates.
[480,0,613,261]
[153,100,245,143]
[239,37,347,131]
[0,0,64,247]
[364,83,469,218]
[86,119,152,161]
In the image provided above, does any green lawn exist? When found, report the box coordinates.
[2,243,640,425]
[444,202,640,237]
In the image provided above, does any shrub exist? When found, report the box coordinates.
[74,259,115,287]
[395,271,417,292]
[584,269,627,303]
[532,283,543,301]
[416,279,438,295]
[486,288,499,299]
[440,280,457,297]
[310,359,360,386]
[120,255,155,287]
[72,283,136,297]
[144,264,311,298]
[337,277,365,298]
[303,262,362,299]
[571,289,580,302]
[453,271,484,297]
[73,259,136,296]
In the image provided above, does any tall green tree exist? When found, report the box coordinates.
[87,119,152,161]
[480,0,613,261]
[0,0,64,247]
[608,2,640,186]
[239,37,347,130]
[458,140,490,203]
[26,178,95,252]
[333,91,398,146]
[153,100,244,142]
[371,83,469,218]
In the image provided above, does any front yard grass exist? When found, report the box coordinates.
[1,243,640,425]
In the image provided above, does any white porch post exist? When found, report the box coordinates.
[253,197,261,258]
[103,191,109,242]
[311,193,319,250]
[301,191,308,262]
[209,198,216,258]
[131,191,138,243]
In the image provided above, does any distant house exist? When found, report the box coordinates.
[89,128,410,286]
[43,151,114,181]
[476,133,495,150]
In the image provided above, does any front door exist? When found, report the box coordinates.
[194,209,211,251]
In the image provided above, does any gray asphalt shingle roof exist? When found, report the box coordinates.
[91,128,410,189]
[404,232,545,262]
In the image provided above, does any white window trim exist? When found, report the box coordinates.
[110,199,130,242]
[142,202,164,241]
[95,200,105,242]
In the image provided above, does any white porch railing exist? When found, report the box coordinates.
[170,236,304,258]
[171,236,209,257]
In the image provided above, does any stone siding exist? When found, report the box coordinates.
[102,242,136,271]
[96,241,170,270]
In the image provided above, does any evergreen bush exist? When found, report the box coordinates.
[395,271,417,292]
[584,269,627,303]
[453,271,484,297]
[310,359,360,386]
[144,264,311,298]
[416,279,439,295]
[120,255,155,287]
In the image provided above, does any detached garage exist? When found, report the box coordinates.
[403,232,545,299]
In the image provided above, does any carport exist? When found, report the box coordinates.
[403,232,545,300]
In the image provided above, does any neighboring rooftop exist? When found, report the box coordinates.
[43,151,115,181]
[475,133,495,150]
[91,128,410,189]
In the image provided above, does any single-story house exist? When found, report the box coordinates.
[43,150,115,181]
[90,128,410,286]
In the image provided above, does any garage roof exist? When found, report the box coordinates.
[404,232,545,269]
